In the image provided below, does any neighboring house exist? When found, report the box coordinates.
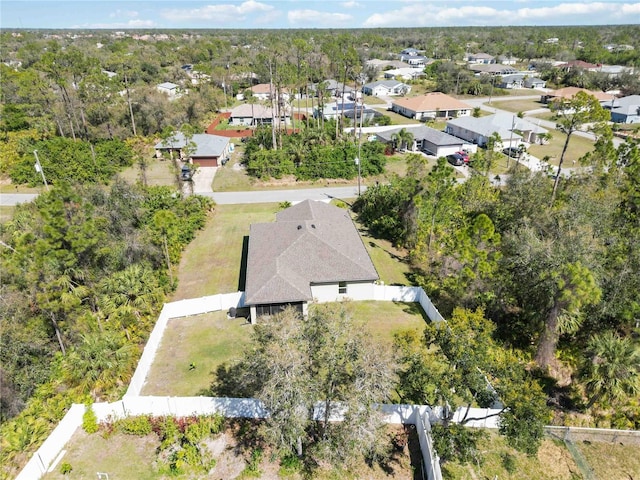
[310,79,355,100]
[541,87,614,104]
[314,101,380,123]
[605,95,640,124]
[229,103,290,126]
[374,125,476,157]
[400,55,428,67]
[558,60,601,72]
[499,74,525,89]
[400,48,421,56]
[383,68,426,81]
[244,200,379,322]
[362,80,411,97]
[157,82,180,97]
[468,64,518,76]
[365,59,410,70]
[391,92,472,121]
[468,52,495,64]
[154,132,230,167]
[497,55,518,65]
[250,83,290,103]
[445,112,549,147]
[524,77,546,89]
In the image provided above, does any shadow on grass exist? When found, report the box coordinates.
[237,235,249,291]
[396,301,429,324]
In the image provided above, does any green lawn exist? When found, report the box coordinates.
[142,301,427,397]
[142,311,252,396]
[576,441,640,479]
[490,98,547,113]
[172,203,279,300]
[528,132,595,166]
[119,157,177,187]
[0,206,16,223]
[441,431,580,480]
[0,182,43,194]
[372,107,423,125]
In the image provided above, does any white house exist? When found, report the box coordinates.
[445,113,549,148]
[157,82,180,98]
[362,80,411,97]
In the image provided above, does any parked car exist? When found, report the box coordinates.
[180,164,194,181]
[455,150,470,163]
[446,153,465,166]
[502,146,521,158]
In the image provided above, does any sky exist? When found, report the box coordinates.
[1,0,639,29]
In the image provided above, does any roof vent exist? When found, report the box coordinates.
[297,225,302,230]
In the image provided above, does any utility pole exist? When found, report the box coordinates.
[33,150,50,191]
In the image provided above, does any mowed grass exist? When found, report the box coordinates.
[490,98,547,113]
[528,131,595,166]
[172,203,279,300]
[119,157,177,186]
[441,431,581,480]
[576,441,640,479]
[142,301,428,397]
[142,312,252,396]
[42,431,159,480]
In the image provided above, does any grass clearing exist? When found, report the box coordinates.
[172,203,279,300]
[0,206,16,222]
[528,132,595,166]
[372,107,423,125]
[576,441,640,479]
[489,98,547,113]
[142,312,252,396]
[143,301,427,397]
[441,430,581,480]
[119,157,177,187]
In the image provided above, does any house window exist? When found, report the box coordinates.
[338,282,347,294]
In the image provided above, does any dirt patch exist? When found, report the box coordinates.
[537,439,581,478]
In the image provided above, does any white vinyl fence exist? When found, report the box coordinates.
[19,287,449,480]
[416,411,443,480]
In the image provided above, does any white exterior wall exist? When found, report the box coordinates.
[311,281,377,303]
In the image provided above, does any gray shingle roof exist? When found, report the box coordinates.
[244,200,378,305]
[447,113,548,138]
[376,126,464,147]
[154,133,229,158]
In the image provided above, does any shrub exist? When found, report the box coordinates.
[82,405,98,434]
[116,415,152,436]
[60,462,73,475]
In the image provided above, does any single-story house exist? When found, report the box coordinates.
[557,60,601,72]
[391,93,472,121]
[365,59,410,70]
[401,55,428,67]
[383,68,426,81]
[250,83,290,103]
[374,125,476,157]
[154,132,230,167]
[445,113,549,147]
[524,77,546,89]
[467,53,495,64]
[468,64,518,76]
[605,95,640,124]
[499,74,525,89]
[362,80,411,97]
[541,87,614,104]
[497,55,518,65]
[309,79,355,100]
[244,200,379,322]
[157,82,180,97]
[314,101,379,123]
[229,103,290,126]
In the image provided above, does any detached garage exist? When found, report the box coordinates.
[155,133,230,167]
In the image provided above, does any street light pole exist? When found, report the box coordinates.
[33,150,49,191]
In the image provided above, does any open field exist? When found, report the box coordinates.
[441,431,581,480]
[172,203,279,300]
[0,206,16,222]
[490,98,547,113]
[118,157,176,187]
[576,441,640,479]
[42,423,416,480]
[528,131,595,166]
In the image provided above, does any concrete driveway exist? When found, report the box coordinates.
[192,167,217,193]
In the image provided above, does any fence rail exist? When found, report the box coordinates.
[545,425,640,446]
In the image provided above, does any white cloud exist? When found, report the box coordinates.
[342,1,362,7]
[71,19,156,29]
[161,1,274,22]
[288,9,353,26]
[109,9,139,19]
[363,2,640,27]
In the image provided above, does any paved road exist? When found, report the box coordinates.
[0,187,364,206]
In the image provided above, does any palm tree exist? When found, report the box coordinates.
[581,331,640,409]
[391,128,414,152]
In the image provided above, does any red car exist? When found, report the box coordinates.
[455,151,470,163]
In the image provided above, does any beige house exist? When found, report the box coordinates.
[391,93,472,121]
